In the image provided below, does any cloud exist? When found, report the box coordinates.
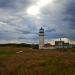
[0,0,75,43]
[64,0,75,30]
[0,0,35,10]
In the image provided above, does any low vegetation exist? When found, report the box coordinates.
[0,46,75,75]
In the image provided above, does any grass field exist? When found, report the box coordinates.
[0,47,75,75]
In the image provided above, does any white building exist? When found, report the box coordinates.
[39,27,44,49]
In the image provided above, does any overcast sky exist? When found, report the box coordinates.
[0,0,75,44]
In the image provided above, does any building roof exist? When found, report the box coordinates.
[40,27,44,30]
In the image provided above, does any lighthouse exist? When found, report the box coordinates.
[39,27,44,49]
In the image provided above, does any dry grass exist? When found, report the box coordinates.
[0,47,75,75]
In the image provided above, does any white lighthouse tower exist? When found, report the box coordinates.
[39,27,44,49]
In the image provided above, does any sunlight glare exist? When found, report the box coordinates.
[26,5,40,16]
[26,0,53,16]
[37,0,53,7]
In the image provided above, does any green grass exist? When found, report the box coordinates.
[0,51,16,56]
[0,47,16,56]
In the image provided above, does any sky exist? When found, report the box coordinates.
[0,0,75,44]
